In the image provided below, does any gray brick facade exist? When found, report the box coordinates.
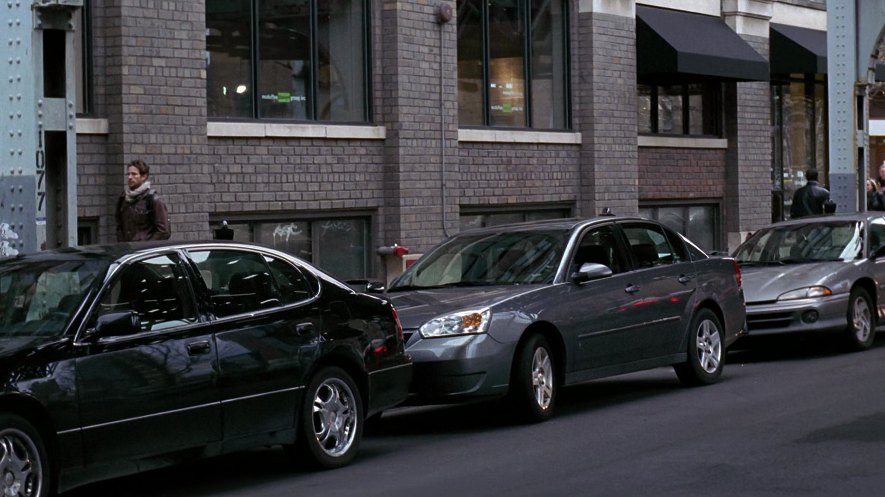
[70,0,820,279]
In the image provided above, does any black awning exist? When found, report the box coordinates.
[636,5,769,84]
[770,23,827,74]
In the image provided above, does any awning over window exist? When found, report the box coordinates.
[636,5,769,83]
[770,23,827,75]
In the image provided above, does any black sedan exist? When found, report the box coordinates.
[0,241,411,497]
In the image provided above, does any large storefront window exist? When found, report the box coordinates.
[457,0,569,129]
[639,204,720,253]
[772,75,828,220]
[638,83,721,136]
[207,0,368,122]
[211,217,369,280]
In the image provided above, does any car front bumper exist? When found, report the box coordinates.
[744,293,850,336]
[403,332,515,404]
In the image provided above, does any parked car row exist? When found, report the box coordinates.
[0,212,879,496]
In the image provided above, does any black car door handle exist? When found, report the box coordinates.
[678,274,693,284]
[295,323,315,336]
[625,284,640,294]
[186,340,211,356]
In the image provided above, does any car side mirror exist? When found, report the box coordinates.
[571,262,613,284]
[89,311,141,339]
[345,279,387,293]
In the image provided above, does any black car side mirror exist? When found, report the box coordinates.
[571,263,613,284]
[90,311,141,339]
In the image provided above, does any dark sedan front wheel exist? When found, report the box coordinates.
[297,366,363,469]
[847,288,875,351]
[0,414,49,497]
[674,308,724,386]
[509,334,557,423]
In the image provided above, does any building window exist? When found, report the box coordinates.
[74,1,91,115]
[457,0,569,129]
[206,0,369,122]
[638,83,721,136]
[460,206,571,230]
[771,74,828,221]
[639,204,720,253]
[210,217,369,281]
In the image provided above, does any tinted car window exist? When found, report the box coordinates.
[734,221,862,263]
[265,256,318,304]
[93,254,197,332]
[188,249,284,316]
[869,218,885,256]
[621,223,677,267]
[573,225,626,274]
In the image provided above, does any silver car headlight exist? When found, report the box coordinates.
[419,309,491,338]
[777,286,833,301]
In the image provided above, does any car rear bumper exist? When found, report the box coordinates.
[745,293,849,336]
[367,360,413,417]
[403,333,514,404]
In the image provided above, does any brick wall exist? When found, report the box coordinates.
[638,147,727,200]
[574,9,639,218]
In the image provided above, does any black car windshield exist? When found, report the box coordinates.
[734,221,863,264]
[0,258,106,337]
[389,231,566,290]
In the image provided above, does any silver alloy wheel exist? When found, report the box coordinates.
[0,428,41,497]
[852,296,873,343]
[311,377,358,458]
[695,318,722,374]
[531,347,554,411]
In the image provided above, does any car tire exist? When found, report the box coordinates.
[0,413,50,497]
[508,334,557,423]
[674,308,724,386]
[846,288,875,351]
[296,366,363,469]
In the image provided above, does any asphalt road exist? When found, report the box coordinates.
[66,333,885,497]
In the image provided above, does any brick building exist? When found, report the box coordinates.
[70,0,828,282]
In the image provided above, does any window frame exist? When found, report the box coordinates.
[456,0,571,130]
[637,83,723,137]
[206,0,372,123]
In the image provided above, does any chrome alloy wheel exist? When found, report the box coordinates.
[531,347,554,411]
[851,296,873,343]
[311,377,358,458]
[695,318,722,374]
[0,429,41,497]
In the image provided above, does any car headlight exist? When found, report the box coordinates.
[777,286,833,301]
[419,309,491,338]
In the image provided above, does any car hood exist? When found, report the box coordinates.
[740,262,848,303]
[387,285,544,328]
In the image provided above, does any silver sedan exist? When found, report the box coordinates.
[733,212,885,350]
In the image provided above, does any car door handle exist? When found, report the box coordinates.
[678,274,693,284]
[625,284,640,294]
[295,322,315,336]
[186,340,211,356]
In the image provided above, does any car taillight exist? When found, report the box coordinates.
[391,306,405,344]
[732,259,742,288]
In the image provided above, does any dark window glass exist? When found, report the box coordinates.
[266,256,317,304]
[530,0,566,129]
[574,225,626,274]
[188,249,283,317]
[74,2,91,114]
[639,83,720,136]
[459,208,571,230]
[639,204,719,253]
[258,0,311,119]
[207,0,254,118]
[95,254,198,332]
[457,0,484,126]
[457,0,568,129]
[210,217,370,280]
[621,223,676,267]
[207,0,368,122]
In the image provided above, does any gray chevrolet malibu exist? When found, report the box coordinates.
[733,212,885,350]
[386,216,746,422]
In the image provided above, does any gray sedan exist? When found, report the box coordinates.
[733,212,885,350]
[386,216,746,422]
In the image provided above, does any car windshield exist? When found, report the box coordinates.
[0,258,106,337]
[734,221,863,264]
[389,230,566,290]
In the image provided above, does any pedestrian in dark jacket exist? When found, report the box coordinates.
[867,162,885,211]
[790,169,830,219]
[116,159,171,242]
